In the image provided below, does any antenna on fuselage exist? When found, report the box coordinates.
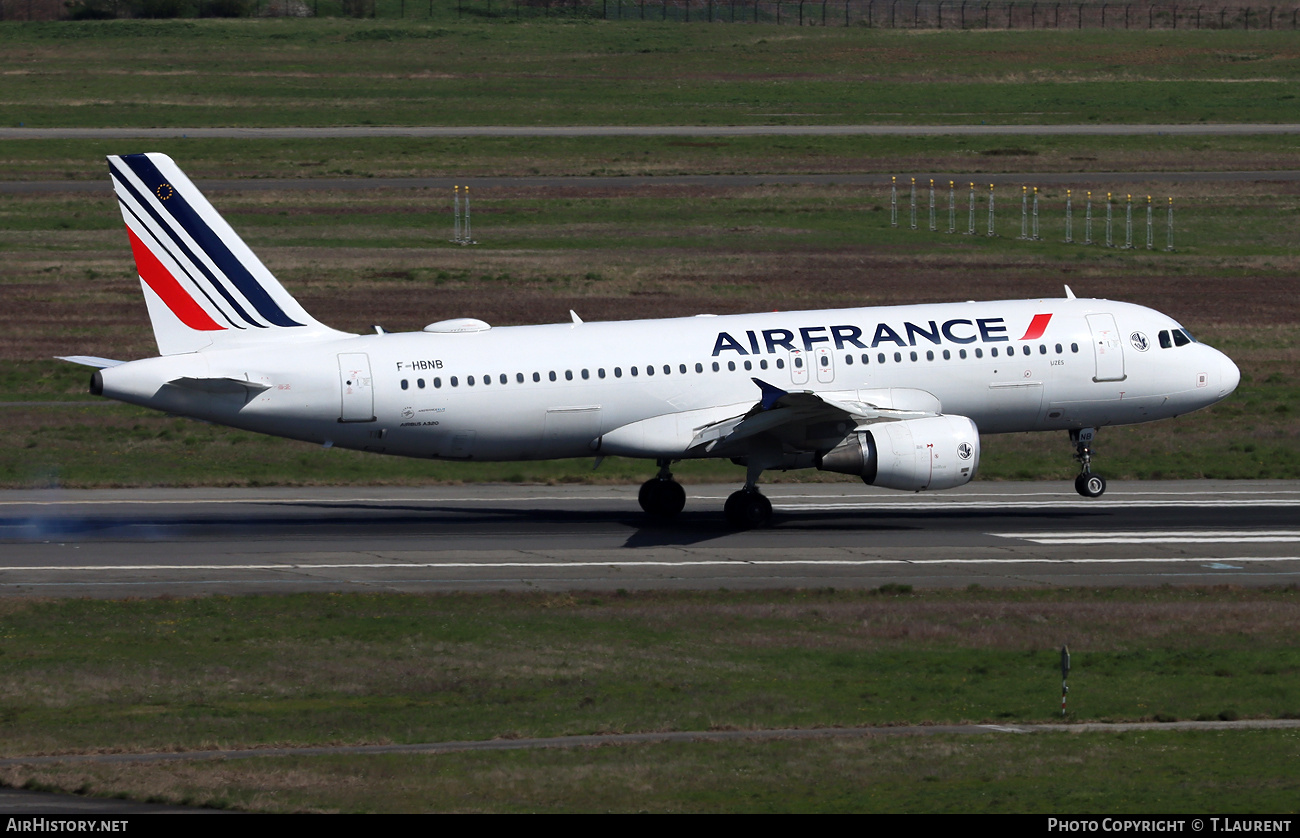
[1064,285,1076,300]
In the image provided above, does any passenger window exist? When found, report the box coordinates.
[679,364,687,374]
[581,369,590,380]
[975,348,983,358]
[1055,344,1063,354]
[598,368,606,379]
[893,352,901,363]
[959,349,967,359]
[760,360,768,370]
[943,350,950,360]
[1023,345,1031,356]
[712,362,720,372]
[450,376,459,387]
[926,351,934,361]
[1039,344,1047,355]
[991,348,999,358]
[695,363,703,373]
[401,380,409,390]
[418,378,425,389]
[468,375,475,386]
[516,373,524,383]
[1071,343,1079,353]
[482,375,489,385]
[910,351,918,362]
[565,370,573,381]
[664,365,672,375]
[500,374,508,384]
[631,367,639,377]
[878,353,886,364]
[532,372,541,382]
[862,354,870,365]
[549,371,557,382]
[776,359,785,369]
[820,355,829,367]
[434,377,442,388]
[795,357,803,369]
[727,361,736,371]
[744,360,753,371]
[845,355,853,366]
[615,367,622,378]
[646,366,654,376]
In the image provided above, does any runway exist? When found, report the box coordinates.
[2,481,1298,596]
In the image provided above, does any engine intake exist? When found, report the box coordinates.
[815,415,980,491]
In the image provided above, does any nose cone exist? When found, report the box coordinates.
[1219,353,1241,400]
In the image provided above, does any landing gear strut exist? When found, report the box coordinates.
[1071,428,1107,498]
[638,459,686,519]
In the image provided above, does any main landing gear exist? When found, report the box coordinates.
[1071,428,1107,498]
[638,459,686,519]
[637,459,775,529]
[724,487,772,529]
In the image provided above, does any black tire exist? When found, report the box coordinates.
[639,479,686,518]
[724,490,773,529]
[1075,473,1107,498]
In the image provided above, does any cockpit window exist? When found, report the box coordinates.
[1159,330,1172,349]
[1172,329,1191,347]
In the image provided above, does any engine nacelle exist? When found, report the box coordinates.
[815,415,980,491]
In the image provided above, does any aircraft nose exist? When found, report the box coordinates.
[1219,353,1241,400]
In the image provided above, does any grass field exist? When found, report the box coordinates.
[2,22,1299,127]
[0,587,1296,811]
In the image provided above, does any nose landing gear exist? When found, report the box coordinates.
[1071,428,1107,498]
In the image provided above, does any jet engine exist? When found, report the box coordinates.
[814,415,980,491]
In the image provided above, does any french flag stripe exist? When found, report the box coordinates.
[118,196,241,329]
[126,226,225,332]
[1019,313,1053,341]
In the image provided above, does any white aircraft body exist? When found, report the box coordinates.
[62,154,1241,526]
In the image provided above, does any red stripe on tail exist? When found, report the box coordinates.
[126,226,225,332]
[1019,313,1053,341]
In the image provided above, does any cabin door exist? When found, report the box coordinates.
[1085,314,1126,382]
[338,353,376,423]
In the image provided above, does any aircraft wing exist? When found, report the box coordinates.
[687,378,939,456]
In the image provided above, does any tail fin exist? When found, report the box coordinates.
[108,153,351,356]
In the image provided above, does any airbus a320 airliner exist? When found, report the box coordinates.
[61,154,1241,527]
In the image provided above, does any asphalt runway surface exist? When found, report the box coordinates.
[2,480,1298,596]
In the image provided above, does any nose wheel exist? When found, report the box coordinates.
[1074,472,1107,499]
[1071,428,1106,498]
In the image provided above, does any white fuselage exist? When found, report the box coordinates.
[96,297,1239,464]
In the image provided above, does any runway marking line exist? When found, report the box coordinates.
[994,530,1300,544]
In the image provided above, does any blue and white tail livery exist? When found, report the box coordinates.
[64,153,1240,527]
[108,153,349,355]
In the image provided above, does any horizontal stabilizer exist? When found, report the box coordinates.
[57,355,125,369]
